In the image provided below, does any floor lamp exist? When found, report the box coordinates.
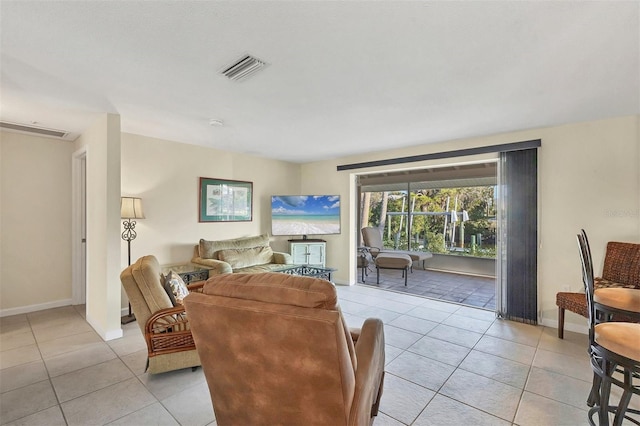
[120,197,145,324]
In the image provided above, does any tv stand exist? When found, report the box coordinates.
[288,240,326,267]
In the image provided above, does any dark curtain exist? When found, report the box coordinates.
[499,148,538,324]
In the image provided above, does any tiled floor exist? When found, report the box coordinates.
[360,266,496,309]
[1,285,635,425]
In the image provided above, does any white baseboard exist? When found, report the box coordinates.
[539,317,588,335]
[86,313,123,341]
[0,299,73,317]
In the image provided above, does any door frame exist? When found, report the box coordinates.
[72,146,87,305]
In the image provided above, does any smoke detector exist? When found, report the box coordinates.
[221,54,267,82]
[0,121,77,141]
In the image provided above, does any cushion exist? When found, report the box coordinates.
[129,255,174,312]
[218,246,274,269]
[202,272,338,310]
[199,234,270,260]
[594,277,638,290]
[163,271,189,306]
[375,253,412,268]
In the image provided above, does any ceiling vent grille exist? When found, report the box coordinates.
[0,121,74,140]
[221,55,267,81]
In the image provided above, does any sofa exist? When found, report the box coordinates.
[191,233,293,275]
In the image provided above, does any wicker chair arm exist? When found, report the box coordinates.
[146,306,189,334]
[144,306,195,357]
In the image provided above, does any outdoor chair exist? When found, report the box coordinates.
[361,226,432,270]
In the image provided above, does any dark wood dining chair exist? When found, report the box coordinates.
[577,230,640,426]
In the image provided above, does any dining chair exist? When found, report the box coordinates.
[577,230,640,426]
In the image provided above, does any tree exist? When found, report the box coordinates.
[378,192,389,231]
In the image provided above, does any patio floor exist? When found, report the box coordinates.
[359,266,496,310]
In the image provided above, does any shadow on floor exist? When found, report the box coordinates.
[359,266,496,310]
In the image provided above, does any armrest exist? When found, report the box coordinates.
[186,281,206,293]
[363,246,381,257]
[144,305,195,356]
[145,306,190,334]
[191,257,233,274]
[273,251,293,265]
[350,318,385,423]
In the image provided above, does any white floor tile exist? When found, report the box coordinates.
[408,335,471,367]
[515,391,588,426]
[386,351,455,392]
[459,350,530,389]
[61,377,157,425]
[5,285,599,426]
[440,369,522,422]
[161,381,215,426]
[379,373,436,425]
[414,394,511,426]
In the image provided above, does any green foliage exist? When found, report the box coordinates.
[425,232,447,254]
[362,185,497,258]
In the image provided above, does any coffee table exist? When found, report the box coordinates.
[275,264,336,281]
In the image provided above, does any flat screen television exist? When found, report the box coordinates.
[271,195,341,237]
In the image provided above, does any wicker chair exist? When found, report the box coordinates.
[556,240,640,338]
[120,255,202,373]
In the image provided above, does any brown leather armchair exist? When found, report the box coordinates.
[120,255,201,374]
[184,272,385,426]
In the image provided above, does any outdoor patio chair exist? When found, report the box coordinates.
[361,226,432,269]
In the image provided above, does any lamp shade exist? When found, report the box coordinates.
[121,197,145,219]
[450,210,458,223]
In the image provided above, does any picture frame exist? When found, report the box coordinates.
[199,177,253,222]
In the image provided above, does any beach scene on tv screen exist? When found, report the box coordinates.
[272,195,340,235]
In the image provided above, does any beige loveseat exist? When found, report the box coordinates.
[191,233,293,275]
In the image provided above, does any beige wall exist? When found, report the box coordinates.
[302,115,640,333]
[73,114,123,340]
[2,115,638,338]
[0,131,75,312]
[120,133,301,308]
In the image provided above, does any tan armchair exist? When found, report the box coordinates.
[120,255,201,374]
[184,272,385,426]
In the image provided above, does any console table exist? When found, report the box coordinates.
[160,263,212,284]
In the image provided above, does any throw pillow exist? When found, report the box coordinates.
[163,271,189,306]
[218,246,274,269]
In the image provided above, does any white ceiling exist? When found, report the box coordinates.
[1,1,638,163]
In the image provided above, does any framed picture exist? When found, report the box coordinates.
[199,177,253,222]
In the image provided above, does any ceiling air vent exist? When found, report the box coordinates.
[0,121,75,140]
[221,54,267,82]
